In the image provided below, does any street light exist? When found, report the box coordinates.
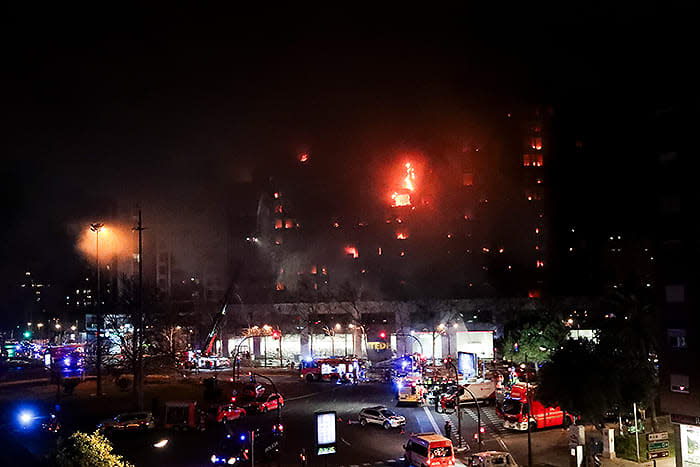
[90,222,104,396]
[54,323,61,330]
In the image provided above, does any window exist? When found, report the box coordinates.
[463,173,474,186]
[431,446,453,458]
[668,329,687,349]
[274,219,283,229]
[284,219,294,229]
[523,154,544,167]
[665,284,685,303]
[345,246,359,259]
[408,442,429,457]
[670,374,690,394]
[530,136,543,150]
[274,204,283,214]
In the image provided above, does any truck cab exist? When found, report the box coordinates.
[497,383,573,431]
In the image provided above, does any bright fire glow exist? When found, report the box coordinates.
[299,153,309,163]
[77,224,129,261]
[345,246,359,259]
[396,232,408,240]
[391,161,417,207]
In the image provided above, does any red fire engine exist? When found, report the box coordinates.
[300,357,358,382]
[497,382,575,431]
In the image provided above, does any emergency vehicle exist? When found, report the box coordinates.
[440,377,496,408]
[397,374,426,405]
[403,432,455,467]
[300,357,358,382]
[497,382,574,431]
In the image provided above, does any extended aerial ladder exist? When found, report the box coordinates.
[202,284,243,356]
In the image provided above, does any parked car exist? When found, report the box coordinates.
[209,404,246,423]
[250,393,284,413]
[358,406,406,429]
[469,451,518,466]
[97,412,155,431]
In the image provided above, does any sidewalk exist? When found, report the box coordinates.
[601,456,675,467]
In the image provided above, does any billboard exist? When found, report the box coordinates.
[316,411,336,455]
[458,352,477,379]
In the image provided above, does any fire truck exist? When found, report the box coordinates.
[497,382,575,431]
[187,285,241,369]
[300,357,358,382]
[396,374,426,405]
[45,343,84,377]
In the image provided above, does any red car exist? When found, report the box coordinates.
[252,393,284,413]
[210,404,246,423]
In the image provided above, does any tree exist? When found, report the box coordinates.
[537,339,615,424]
[501,310,568,368]
[598,290,659,428]
[56,431,133,467]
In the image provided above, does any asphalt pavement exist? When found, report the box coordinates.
[0,374,573,466]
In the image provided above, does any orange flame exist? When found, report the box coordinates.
[403,162,415,191]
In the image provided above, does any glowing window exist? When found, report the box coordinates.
[274,192,280,199]
[396,232,408,240]
[463,173,474,187]
[275,283,285,291]
[311,265,317,275]
[274,219,283,229]
[285,219,294,229]
[378,247,382,256]
[392,192,411,207]
[530,137,543,150]
[321,267,327,275]
[536,260,544,268]
[274,205,283,214]
[345,247,359,259]
[528,289,541,298]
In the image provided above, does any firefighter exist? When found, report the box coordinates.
[444,420,452,440]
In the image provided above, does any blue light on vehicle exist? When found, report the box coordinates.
[18,410,34,427]
[210,454,218,463]
[401,360,409,370]
[226,434,231,439]
[304,356,312,362]
[64,357,71,366]
[240,434,246,441]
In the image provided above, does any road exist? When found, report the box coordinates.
[0,375,571,466]
[107,382,521,466]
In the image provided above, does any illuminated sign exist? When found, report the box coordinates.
[367,342,390,350]
[316,411,336,456]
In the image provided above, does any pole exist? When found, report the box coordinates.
[633,402,640,463]
[264,335,267,368]
[279,334,283,367]
[133,210,146,410]
[250,429,255,466]
[91,223,104,397]
[526,356,533,467]
[345,332,348,356]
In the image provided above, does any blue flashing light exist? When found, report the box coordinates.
[401,360,409,370]
[18,410,34,427]
[304,356,313,363]
[240,434,246,441]
[226,434,231,439]
[64,357,71,367]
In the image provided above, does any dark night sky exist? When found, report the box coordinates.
[1,4,697,322]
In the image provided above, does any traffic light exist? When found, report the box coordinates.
[272,330,280,340]
[473,432,479,440]
[479,426,485,434]
[378,331,387,340]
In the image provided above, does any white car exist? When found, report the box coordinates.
[469,451,518,466]
[359,406,406,429]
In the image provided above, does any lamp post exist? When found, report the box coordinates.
[445,359,482,451]
[90,222,104,396]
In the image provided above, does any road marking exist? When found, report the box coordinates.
[423,406,442,434]
[286,386,341,401]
